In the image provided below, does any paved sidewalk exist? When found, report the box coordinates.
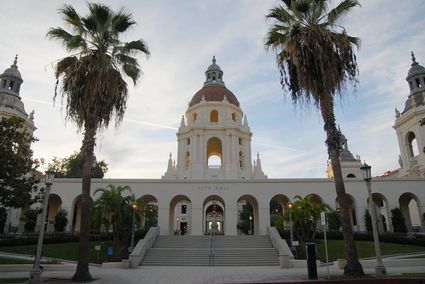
[1,264,425,284]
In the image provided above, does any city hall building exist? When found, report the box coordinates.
[1,54,425,236]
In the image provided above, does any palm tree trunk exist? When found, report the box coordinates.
[319,97,364,276]
[72,118,95,282]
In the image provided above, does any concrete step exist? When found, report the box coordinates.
[141,235,279,266]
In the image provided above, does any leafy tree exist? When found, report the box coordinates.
[0,117,42,208]
[391,208,407,233]
[0,207,7,233]
[364,209,372,232]
[91,185,133,241]
[47,3,149,281]
[327,210,342,230]
[265,0,363,276]
[282,195,330,243]
[23,209,40,232]
[49,151,108,178]
[54,209,69,232]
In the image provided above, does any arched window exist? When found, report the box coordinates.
[407,132,419,157]
[207,137,222,168]
[232,113,237,122]
[210,110,218,123]
[239,151,244,168]
[346,173,356,178]
[192,113,197,122]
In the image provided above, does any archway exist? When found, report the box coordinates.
[203,195,225,235]
[139,195,158,229]
[71,195,82,233]
[334,194,358,231]
[269,194,290,227]
[169,195,191,235]
[370,193,391,233]
[46,194,62,232]
[236,195,259,235]
[399,192,423,232]
[406,132,419,157]
[207,137,222,168]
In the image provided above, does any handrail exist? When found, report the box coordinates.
[208,230,216,266]
[267,226,294,258]
[129,226,160,268]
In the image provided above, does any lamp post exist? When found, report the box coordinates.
[249,215,253,235]
[29,168,55,283]
[129,203,137,251]
[360,162,386,275]
[288,203,294,251]
[176,217,179,234]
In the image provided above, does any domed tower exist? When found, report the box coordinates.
[393,52,425,176]
[326,127,362,179]
[163,57,266,180]
[0,55,35,134]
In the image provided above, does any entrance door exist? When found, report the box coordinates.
[180,222,188,235]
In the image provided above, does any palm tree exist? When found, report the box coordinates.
[285,195,330,243]
[92,185,133,241]
[265,0,363,276]
[47,3,149,281]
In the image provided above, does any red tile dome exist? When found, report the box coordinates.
[189,84,239,107]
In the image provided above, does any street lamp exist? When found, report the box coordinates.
[129,203,137,251]
[176,217,179,234]
[249,215,253,235]
[29,168,55,283]
[360,162,386,275]
[288,203,294,251]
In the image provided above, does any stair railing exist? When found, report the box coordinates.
[129,226,160,268]
[208,230,216,266]
[267,226,294,258]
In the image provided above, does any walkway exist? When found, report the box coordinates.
[1,252,425,283]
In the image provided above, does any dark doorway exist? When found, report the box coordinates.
[180,222,188,235]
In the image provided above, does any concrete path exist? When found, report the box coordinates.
[1,252,425,283]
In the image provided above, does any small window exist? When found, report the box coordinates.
[187,138,190,145]
[210,110,218,122]
[8,81,14,90]
[181,205,187,214]
[239,138,242,145]
[416,78,421,88]
[192,113,197,122]
[232,113,237,122]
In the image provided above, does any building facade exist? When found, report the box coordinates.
[1,56,425,236]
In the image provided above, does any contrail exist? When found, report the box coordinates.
[21,96,178,131]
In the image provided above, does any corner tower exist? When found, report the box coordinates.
[393,52,425,176]
[0,55,35,134]
[163,57,267,180]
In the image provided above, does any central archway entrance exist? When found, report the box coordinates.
[203,195,225,235]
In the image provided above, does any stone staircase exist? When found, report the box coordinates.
[141,235,279,266]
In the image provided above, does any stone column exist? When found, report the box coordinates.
[225,206,237,235]
[158,202,170,235]
[191,206,203,235]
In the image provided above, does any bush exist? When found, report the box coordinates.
[364,209,372,232]
[0,207,7,233]
[391,208,407,233]
[23,209,40,232]
[54,209,68,232]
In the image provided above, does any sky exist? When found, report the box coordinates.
[1,0,424,179]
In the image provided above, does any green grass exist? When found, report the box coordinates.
[0,278,27,284]
[0,242,125,263]
[316,240,425,261]
[0,257,33,264]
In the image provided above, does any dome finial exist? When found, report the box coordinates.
[212,56,216,64]
[411,51,418,65]
[13,54,18,67]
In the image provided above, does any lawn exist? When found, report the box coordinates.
[0,278,27,284]
[0,257,33,264]
[0,242,125,263]
[316,239,425,261]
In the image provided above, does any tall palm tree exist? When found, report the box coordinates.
[265,0,363,276]
[92,185,133,241]
[47,3,149,281]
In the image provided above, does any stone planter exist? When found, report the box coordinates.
[334,258,346,269]
[279,254,290,268]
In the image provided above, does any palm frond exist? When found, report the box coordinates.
[112,10,136,33]
[327,0,360,25]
